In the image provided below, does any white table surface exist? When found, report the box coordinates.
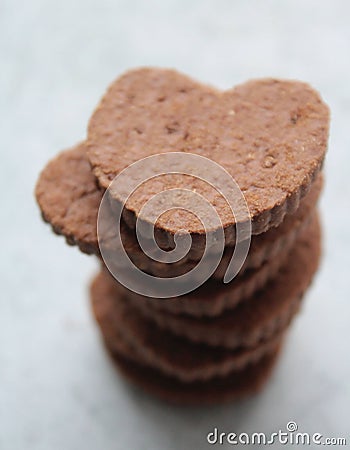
[1,0,350,448]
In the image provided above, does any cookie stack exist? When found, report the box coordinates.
[36,68,329,404]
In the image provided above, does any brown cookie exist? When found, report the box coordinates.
[107,234,294,317]
[35,144,322,282]
[107,345,281,405]
[113,211,320,317]
[35,143,101,255]
[119,213,321,347]
[90,271,284,382]
[87,68,329,247]
[35,143,145,256]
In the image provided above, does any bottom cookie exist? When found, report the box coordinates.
[107,346,281,405]
[91,270,284,382]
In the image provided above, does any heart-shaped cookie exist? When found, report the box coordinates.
[87,68,329,246]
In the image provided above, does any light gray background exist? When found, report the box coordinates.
[1,1,349,449]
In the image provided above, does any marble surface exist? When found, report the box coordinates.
[1,0,350,448]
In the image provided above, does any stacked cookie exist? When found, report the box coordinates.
[36,68,329,404]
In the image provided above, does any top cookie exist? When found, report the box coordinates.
[87,68,329,239]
